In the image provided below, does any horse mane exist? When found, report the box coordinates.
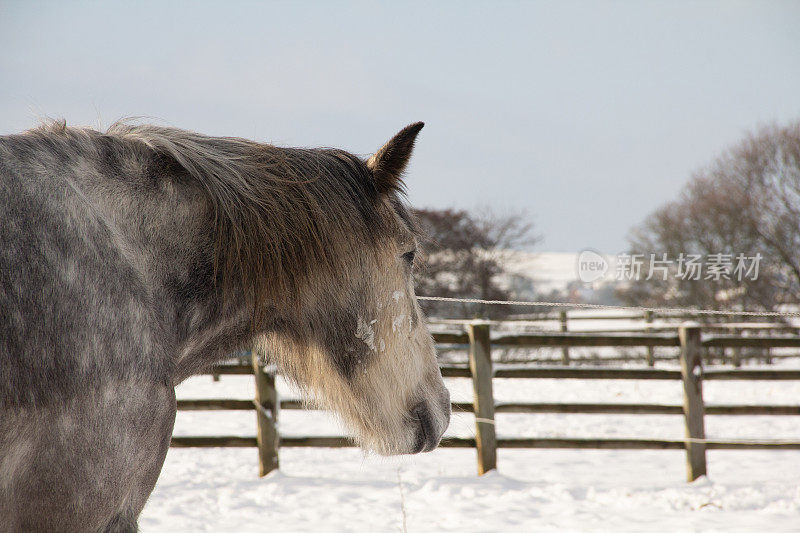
[97,121,388,316]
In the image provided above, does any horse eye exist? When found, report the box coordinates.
[402,250,416,265]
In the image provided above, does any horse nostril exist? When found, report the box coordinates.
[410,403,440,454]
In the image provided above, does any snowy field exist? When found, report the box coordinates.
[141,364,800,532]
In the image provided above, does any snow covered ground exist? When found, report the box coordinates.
[141,366,800,532]
[139,251,800,531]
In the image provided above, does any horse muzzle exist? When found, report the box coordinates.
[408,387,450,454]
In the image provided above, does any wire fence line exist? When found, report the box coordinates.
[416,295,800,318]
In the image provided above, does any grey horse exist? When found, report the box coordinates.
[0,121,450,532]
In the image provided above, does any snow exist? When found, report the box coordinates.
[141,368,800,532]
[505,251,584,290]
[502,250,619,295]
[355,317,377,352]
[141,248,800,531]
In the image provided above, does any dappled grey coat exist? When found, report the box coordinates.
[0,120,449,532]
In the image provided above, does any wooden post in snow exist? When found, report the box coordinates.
[679,325,707,481]
[732,314,742,368]
[252,349,279,476]
[559,311,570,365]
[645,310,655,367]
[468,321,497,475]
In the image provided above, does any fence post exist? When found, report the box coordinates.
[732,314,742,368]
[732,345,742,368]
[468,321,496,475]
[645,311,655,367]
[252,349,279,476]
[679,325,707,481]
[762,329,773,365]
[559,311,570,365]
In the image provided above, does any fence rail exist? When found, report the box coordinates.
[173,324,800,481]
[176,398,800,416]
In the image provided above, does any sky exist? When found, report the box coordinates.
[1,1,799,253]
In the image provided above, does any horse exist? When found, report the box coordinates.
[0,120,450,532]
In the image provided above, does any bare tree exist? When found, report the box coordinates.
[620,120,800,312]
[729,122,800,301]
[413,207,538,318]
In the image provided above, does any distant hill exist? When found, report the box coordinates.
[500,251,622,305]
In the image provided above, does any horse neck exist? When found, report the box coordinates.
[71,140,258,381]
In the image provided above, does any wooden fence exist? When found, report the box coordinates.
[430,311,799,367]
[171,323,800,481]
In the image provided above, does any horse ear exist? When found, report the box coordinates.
[367,122,424,194]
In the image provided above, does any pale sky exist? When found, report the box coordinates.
[2,1,799,253]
